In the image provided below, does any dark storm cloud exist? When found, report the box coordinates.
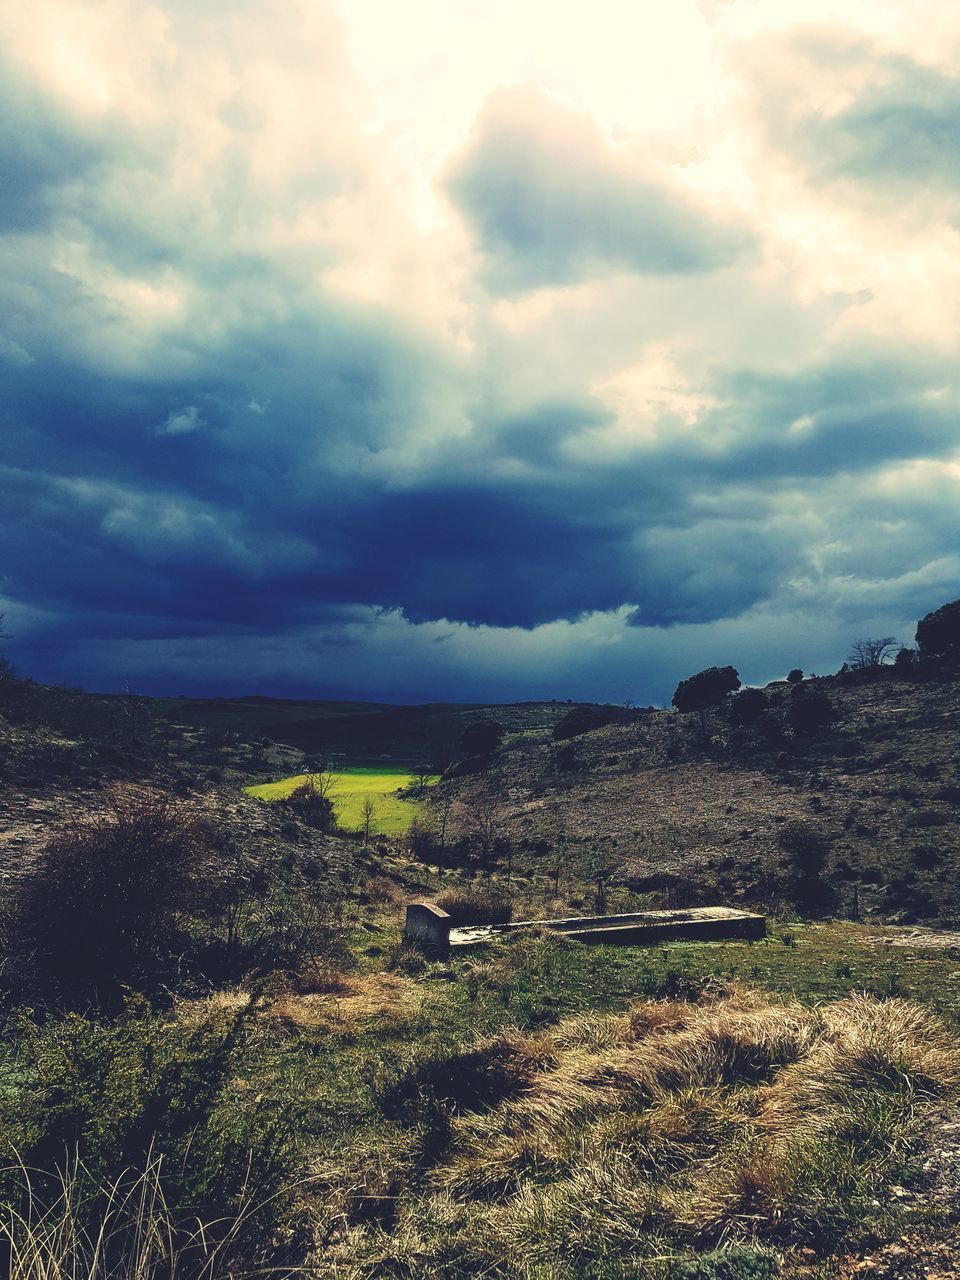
[3,6,960,703]
[5,313,956,655]
[445,86,753,292]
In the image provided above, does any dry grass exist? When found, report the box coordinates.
[267,971,422,1035]
[434,886,513,926]
[0,1152,251,1280]
[318,985,960,1277]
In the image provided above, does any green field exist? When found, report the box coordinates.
[245,766,438,835]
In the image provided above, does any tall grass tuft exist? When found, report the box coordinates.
[0,1151,254,1280]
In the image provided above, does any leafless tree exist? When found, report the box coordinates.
[459,784,506,862]
[360,795,377,846]
[847,636,898,669]
[432,788,455,848]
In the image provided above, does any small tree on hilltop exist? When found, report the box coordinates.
[847,637,898,670]
[672,665,741,737]
[916,598,960,662]
[786,668,803,684]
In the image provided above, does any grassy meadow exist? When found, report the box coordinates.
[246,766,438,835]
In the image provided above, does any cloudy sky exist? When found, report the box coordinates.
[2,0,959,704]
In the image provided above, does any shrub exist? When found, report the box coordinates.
[374,1031,552,1121]
[4,787,221,1002]
[435,887,513,926]
[0,999,303,1274]
[786,668,803,684]
[779,820,829,880]
[670,1247,779,1280]
[553,706,633,740]
[277,777,337,831]
[847,637,898,670]
[789,688,833,735]
[906,809,950,828]
[730,687,767,727]
[673,666,741,716]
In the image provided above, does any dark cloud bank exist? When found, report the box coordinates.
[2,20,959,704]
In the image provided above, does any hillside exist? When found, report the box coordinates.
[428,668,960,928]
[1,656,960,1277]
[159,694,602,768]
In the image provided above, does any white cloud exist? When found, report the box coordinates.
[154,405,204,436]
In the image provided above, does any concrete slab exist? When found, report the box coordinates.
[446,906,766,948]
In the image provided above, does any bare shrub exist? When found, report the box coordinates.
[278,774,339,832]
[4,786,220,1000]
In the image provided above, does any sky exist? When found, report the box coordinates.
[2,0,959,705]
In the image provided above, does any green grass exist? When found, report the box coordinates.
[246,766,438,835]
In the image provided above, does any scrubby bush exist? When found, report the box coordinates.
[673,666,741,717]
[670,1247,779,1280]
[789,687,833,735]
[553,705,633,740]
[786,668,803,684]
[3,787,221,1002]
[277,775,337,831]
[894,645,918,670]
[730,687,767,727]
[375,1030,552,1122]
[779,820,829,880]
[847,636,898,670]
[0,999,303,1275]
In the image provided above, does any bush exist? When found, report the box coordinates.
[673,666,741,716]
[786,669,803,684]
[906,809,950,828]
[552,705,634,740]
[4,787,221,1002]
[730,687,767,726]
[277,777,337,831]
[789,687,833,735]
[779,820,829,880]
[435,886,513,926]
[374,1031,552,1122]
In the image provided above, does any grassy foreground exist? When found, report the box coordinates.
[193,921,960,1278]
[246,767,437,835]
